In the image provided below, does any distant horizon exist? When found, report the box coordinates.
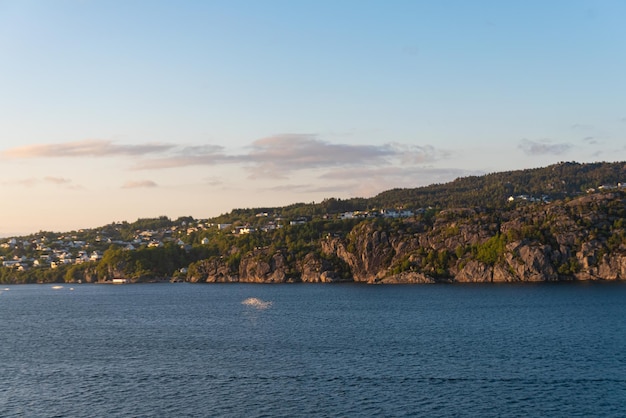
[2,1,625,236]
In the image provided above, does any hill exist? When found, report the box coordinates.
[1,161,626,284]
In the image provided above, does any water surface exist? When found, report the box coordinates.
[1,283,624,417]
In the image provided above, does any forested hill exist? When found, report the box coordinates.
[369,161,626,210]
[212,161,626,222]
[2,161,626,284]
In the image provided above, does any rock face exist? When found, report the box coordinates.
[183,191,626,284]
[186,248,349,284]
[299,253,344,283]
[239,250,289,283]
[187,257,238,283]
[456,260,493,283]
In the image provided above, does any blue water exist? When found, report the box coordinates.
[1,283,625,417]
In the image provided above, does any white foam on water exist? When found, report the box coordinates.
[51,285,64,290]
[241,297,272,309]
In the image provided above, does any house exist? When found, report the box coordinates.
[260,222,280,232]
[339,212,354,220]
[381,209,399,218]
[90,251,103,261]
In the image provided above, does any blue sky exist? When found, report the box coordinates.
[1,0,625,235]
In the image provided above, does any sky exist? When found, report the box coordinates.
[1,0,625,236]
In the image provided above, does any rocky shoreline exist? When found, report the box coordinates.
[181,192,626,285]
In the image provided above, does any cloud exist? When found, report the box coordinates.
[203,176,224,187]
[1,176,81,189]
[582,136,598,144]
[11,178,39,188]
[317,166,475,197]
[131,145,227,170]
[2,139,174,159]
[44,176,72,185]
[132,134,449,181]
[518,139,573,156]
[244,134,398,178]
[133,135,447,178]
[320,165,471,183]
[391,143,451,164]
[571,123,594,131]
[263,183,370,196]
[402,45,419,56]
[121,180,158,189]
[2,136,449,183]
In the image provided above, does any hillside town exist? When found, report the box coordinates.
[2,162,624,279]
[0,208,422,272]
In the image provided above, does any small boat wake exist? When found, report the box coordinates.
[241,297,272,309]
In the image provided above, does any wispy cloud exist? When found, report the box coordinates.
[132,134,448,179]
[203,176,224,187]
[392,143,451,164]
[518,139,573,156]
[571,123,594,131]
[44,176,72,185]
[131,145,227,170]
[317,166,475,197]
[320,166,471,183]
[122,180,158,189]
[264,182,368,196]
[2,176,81,189]
[1,136,450,181]
[244,134,397,178]
[2,139,174,159]
[9,178,39,188]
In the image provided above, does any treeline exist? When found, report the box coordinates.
[187,161,626,225]
[372,161,626,210]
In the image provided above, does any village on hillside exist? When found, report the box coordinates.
[0,208,425,273]
[3,173,625,275]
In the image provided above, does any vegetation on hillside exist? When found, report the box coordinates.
[1,161,625,283]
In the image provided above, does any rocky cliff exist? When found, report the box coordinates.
[183,191,626,284]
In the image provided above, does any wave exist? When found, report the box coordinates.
[241,297,272,309]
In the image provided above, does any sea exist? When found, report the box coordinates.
[1,282,625,417]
